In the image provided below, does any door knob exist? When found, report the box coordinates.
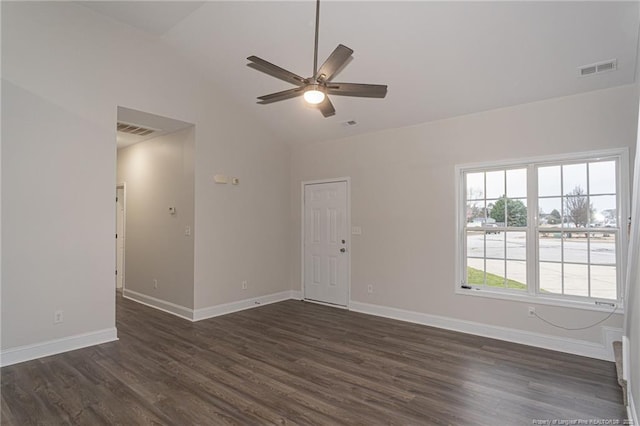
[340,248,346,253]
[342,239,346,244]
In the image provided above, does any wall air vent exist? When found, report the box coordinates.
[117,122,157,136]
[578,59,617,77]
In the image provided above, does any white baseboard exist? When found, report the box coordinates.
[123,289,194,321]
[193,290,298,321]
[0,328,118,367]
[123,288,301,322]
[349,300,619,361]
[629,387,638,425]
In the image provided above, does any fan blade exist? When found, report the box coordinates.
[257,87,306,104]
[327,83,387,98]
[316,44,353,82]
[315,96,335,117]
[247,56,307,86]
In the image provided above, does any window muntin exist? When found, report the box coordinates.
[464,168,528,292]
[537,159,618,300]
[460,154,623,303]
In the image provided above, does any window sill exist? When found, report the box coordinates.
[455,287,624,314]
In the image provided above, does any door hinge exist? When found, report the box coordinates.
[115,233,118,239]
[115,270,118,275]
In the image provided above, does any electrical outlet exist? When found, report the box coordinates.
[242,280,248,290]
[54,310,64,324]
[153,279,158,289]
[367,284,373,294]
[528,307,536,317]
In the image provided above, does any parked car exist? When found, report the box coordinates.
[467,218,500,234]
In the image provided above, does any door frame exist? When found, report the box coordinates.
[116,182,127,291]
[301,177,351,308]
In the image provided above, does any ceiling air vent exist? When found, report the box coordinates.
[578,59,617,77]
[341,120,358,127]
[117,122,157,137]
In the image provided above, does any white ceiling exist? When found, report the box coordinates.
[82,1,639,145]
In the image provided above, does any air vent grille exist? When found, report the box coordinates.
[117,122,156,136]
[578,59,617,77]
[341,120,358,127]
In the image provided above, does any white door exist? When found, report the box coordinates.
[116,187,125,289]
[304,181,349,306]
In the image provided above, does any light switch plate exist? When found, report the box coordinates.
[351,226,362,235]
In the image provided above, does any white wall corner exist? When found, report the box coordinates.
[193,290,297,321]
[123,289,194,321]
[350,300,619,361]
[628,387,639,426]
[0,328,118,367]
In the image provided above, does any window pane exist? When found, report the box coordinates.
[506,232,526,261]
[539,232,562,262]
[539,262,562,295]
[590,234,616,265]
[590,195,616,227]
[486,170,504,199]
[538,165,561,196]
[564,194,589,228]
[486,199,501,224]
[506,198,527,227]
[467,230,485,259]
[467,262,485,286]
[485,232,505,260]
[589,161,616,195]
[485,259,505,288]
[466,201,486,223]
[590,265,616,300]
[564,264,589,297]
[539,197,562,226]
[506,260,527,289]
[563,163,587,196]
[466,172,484,200]
[563,232,588,264]
[506,168,527,198]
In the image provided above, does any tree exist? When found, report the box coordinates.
[564,186,594,227]
[547,209,562,225]
[489,196,527,226]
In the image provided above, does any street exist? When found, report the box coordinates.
[466,232,617,299]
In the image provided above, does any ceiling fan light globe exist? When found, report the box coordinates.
[304,88,325,105]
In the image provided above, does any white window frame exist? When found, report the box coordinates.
[454,148,629,312]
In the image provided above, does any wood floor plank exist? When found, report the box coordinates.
[1,294,627,425]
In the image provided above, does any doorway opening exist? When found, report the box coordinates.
[115,106,195,316]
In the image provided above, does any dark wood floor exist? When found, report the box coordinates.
[1,293,627,425]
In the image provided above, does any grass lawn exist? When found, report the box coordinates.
[467,266,526,290]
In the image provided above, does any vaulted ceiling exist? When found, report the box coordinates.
[82,1,639,145]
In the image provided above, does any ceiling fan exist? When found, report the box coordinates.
[246,0,387,117]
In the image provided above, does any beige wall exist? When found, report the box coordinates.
[1,2,290,351]
[117,128,195,309]
[291,85,637,345]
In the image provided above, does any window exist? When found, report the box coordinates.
[457,149,627,307]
